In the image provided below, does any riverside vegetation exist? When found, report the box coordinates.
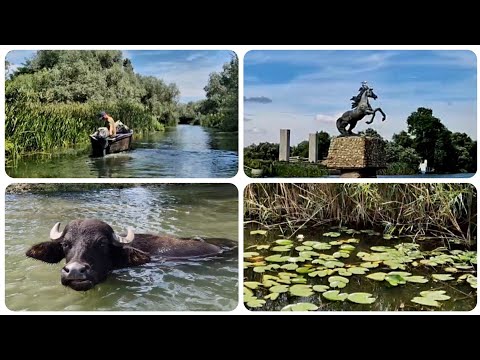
[5,50,238,165]
[243,184,476,311]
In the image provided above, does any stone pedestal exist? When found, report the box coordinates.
[308,133,318,163]
[279,129,290,161]
[325,136,386,178]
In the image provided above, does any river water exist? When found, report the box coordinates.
[5,184,238,311]
[7,125,238,178]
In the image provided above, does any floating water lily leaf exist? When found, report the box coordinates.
[250,230,267,236]
[420,259,438,266]
[291,277,307,284]
[262,279,279,288]
[289,284,314,297]
[271,246,292,252]
[432,274,455,281]
[419,290,450,301]
[277,278,291,285]
[264,293,279,301]
[270,285,289,293]
[366,272,387,281]
[452,264,473,270]
[308,270,328,278]
[411,297,440,308]
[346,238,360,243]
[328,275,349,288]
[337,268,353,277]
[275,239,293,245]
[385,274,406,286]
[333,251,350,259]
[348,267,369,275]
[383,260,406,270]
[265,254,289,262]
[295,246,313,252]
[383,234,397,240]
[313,243,332,250]
[345,229,361,235]
[263,275,279,281]
[296,267,314,274]
[270,264,281,270]
[371,246,394,252]
[444,267,458,273]
[281,263,298,271]
[287,256,307,263]
[246,297,266,308]
[244,252,259,258]
[323,290,348,301]
[405,276,428,284]
[313,285,330,292]
[312,259,325,265]
[340,244,356,251]
[466,275,477,289]
[318,254,336,260]
[347,292,376,304]
[253,266,267,273]
[388,271,412,277]
[324,260,345,268]
[252,261,266,267]
[244,281,263,290]
[299,251,321,258]
[329,241,343,246]
[244,262,253,269]
[303,241,320,247]
[278,272,298,278]
[323,232,341,237]
[256,245,270,250]
[244,287,254,297]
[281,303,318,311]
[361,262,380,269]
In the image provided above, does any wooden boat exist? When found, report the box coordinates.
[90,130,133,157]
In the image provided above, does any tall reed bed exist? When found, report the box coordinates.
[5,101,162,163]
[244,183,476,245]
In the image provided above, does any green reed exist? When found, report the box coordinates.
[244,183,476,245]
[5,101,162,164]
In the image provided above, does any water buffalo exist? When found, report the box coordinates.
[26,219,237,291]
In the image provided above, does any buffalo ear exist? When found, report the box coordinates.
[126,247,151,266]
[26,241,64,263]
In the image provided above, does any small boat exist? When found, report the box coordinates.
[90,130,133,157]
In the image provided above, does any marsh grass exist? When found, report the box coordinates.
[244,183,476,245]
[5,101,163,164]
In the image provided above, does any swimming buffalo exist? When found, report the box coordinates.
[26,219,237,291]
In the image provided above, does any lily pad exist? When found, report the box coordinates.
[250,230,267,236]
[444,267,458,273]
[313,285,330,292]
[269,285,289,293]
[346,238,360,243]
[278,272,298,278]
[302,241,320,247]
[299,251,321,258]
[244,281,263,290]
[264,293,280,301]
[271,246,292,252]
[366,272,387,281]
[324,260,345,268]
[340,244,356,251]
[383,260,406,270]
[265,254,289,262]
[405,276,428,284]
[262,279,279,288]
[328,275,349,288]
[295,246,313,251]
[348,267,369,275]
[312,243,332,250]
[244,252,259,258]
[275,239,293,245]
[296,267,314,274]
[411,297,440,308]
[419,290,450,301]
[281,303,318,311]
[329,241,343,246]
[371,246,394,252]
[361,262,380,269]
[323,290,348,301]
[246,297,266,308]
[347,292,376,304]
[308,270,328,278]
[385,274,407,286]
[323,232,341,237]
[244,287,254,297]
[291,277,308,284]
[383,234,397,240]
[253,266,268,273]
[289,284,314,297]
[280,263,298,271]
[432,274,455,281]
[287,256,307,263]
[333,251,350,259]
[337,268,353,277]
[276,278,291,285]
[466,275,477,289]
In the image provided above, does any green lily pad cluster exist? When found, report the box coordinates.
[244,227,477,311]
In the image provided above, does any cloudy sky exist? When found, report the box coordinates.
[244,50,477,145]
[6,50,234,103]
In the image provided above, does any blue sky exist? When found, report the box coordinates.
[6,50,234,103]
[244,50,477,145]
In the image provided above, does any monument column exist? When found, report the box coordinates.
[279,129,290,161]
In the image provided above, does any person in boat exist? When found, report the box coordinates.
[98,111,130,137]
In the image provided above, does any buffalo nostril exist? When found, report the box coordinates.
[63,266,70,273]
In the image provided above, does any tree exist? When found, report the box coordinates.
[291,131,331,159]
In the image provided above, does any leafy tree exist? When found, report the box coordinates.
[291,131,331,159]
[244,142,279,161]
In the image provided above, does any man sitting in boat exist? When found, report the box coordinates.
[98,111,130,138]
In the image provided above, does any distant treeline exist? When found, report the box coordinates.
[245,107,476,175]
[5,50,238,163]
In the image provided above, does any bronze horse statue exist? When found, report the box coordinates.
[336,84,386,136]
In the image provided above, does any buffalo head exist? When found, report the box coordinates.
[26,219,150,291]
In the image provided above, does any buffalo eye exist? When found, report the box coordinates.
[62,242,71,250]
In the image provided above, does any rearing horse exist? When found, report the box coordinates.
[336,87,386,136]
